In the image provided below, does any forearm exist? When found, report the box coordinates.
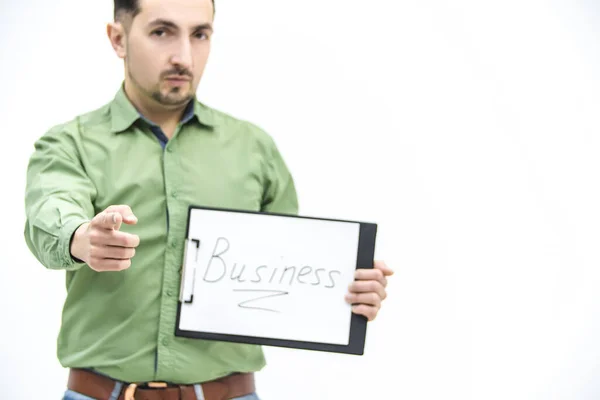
[24,209,90,271]
[24,126,96,271]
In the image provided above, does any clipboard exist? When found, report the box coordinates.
[175,205,377,355]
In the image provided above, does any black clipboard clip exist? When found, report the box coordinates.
[179,238,200,304]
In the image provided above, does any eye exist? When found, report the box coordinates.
[151,29,167,37]
[194,31,209,40]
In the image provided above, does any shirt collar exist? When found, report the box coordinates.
[110,84,216,133]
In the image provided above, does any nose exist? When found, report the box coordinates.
[170,38,193,71]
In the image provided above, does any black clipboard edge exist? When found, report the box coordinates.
[184,204,377,231]
[174,324,366,355]
[175,204,378,356]
[348,221,378,353]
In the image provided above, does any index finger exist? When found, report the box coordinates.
[103,230,141,248]
[354,268,388,287]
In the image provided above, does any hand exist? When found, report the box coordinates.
[345,260,394,321]
[70,205,140,272]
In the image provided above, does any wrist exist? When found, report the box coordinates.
[70,222,90,263]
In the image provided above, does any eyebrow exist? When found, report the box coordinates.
[148,18,213,32]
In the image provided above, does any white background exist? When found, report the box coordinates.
[1,0,600,399]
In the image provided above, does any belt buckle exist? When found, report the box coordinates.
[124,382,169,400]
[147,382,169,388]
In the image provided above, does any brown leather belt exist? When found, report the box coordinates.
[67,368,256,400]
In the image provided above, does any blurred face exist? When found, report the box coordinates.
[110,0,214,109]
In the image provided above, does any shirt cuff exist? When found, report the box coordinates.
[59,218,90,270]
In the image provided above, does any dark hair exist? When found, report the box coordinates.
[114,0,215,20]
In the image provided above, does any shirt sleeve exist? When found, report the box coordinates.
[260,136,299,215]
[23,123,97,271]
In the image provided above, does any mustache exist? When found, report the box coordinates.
[161,68,193,79]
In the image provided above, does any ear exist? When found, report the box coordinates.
[107,22,127,59]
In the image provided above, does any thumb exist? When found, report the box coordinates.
[99,211,123,230]
[105,205,138,225]
[374,260,394,277]
[112,212,123,231]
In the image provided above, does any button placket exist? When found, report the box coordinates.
[157,137,177,377]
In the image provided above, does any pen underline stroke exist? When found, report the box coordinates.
[233,289,289,313]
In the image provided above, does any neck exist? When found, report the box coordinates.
[123,80,189,138]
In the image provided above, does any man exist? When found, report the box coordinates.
[23,0,394,399]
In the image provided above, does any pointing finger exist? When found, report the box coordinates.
[88,229,140,248]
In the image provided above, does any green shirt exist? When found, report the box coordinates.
[23,85,299,384]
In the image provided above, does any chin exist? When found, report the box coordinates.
[156,90,193,106]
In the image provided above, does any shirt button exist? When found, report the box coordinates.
[170,239,177,248]
[167,290,174,297]
[171,191,178,199]
[166,146,173,153]
[162,337,169,346]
